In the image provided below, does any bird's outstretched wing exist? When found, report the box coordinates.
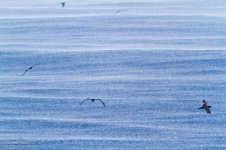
[198,104,205,109]
[80,99,90,105]
[96,99,105,107]
[31,63,40,67]
[205,107,211,113]
[22,68,29,76]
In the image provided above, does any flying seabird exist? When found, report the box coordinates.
[22,64,39,76]
[80,98,105,107]
[61,2,65,7]
[115,10,121,13]
[198,100,211,113]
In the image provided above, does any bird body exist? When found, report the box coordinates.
[61,2,65,7]
[80,98,105,107]
[198,100,211,113]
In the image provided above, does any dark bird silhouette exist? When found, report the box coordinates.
[80,98,105,107]
[22,64,39,76]
[115,10,121,13]
[198,100,211,113]
[61,2,65,7]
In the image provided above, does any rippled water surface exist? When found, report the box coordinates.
[0,0,226,150]
[1,50,226,150]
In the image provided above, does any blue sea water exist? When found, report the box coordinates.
[0,0,226,149]
[0,50,225,150]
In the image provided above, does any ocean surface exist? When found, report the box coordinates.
[0,0,226,150]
